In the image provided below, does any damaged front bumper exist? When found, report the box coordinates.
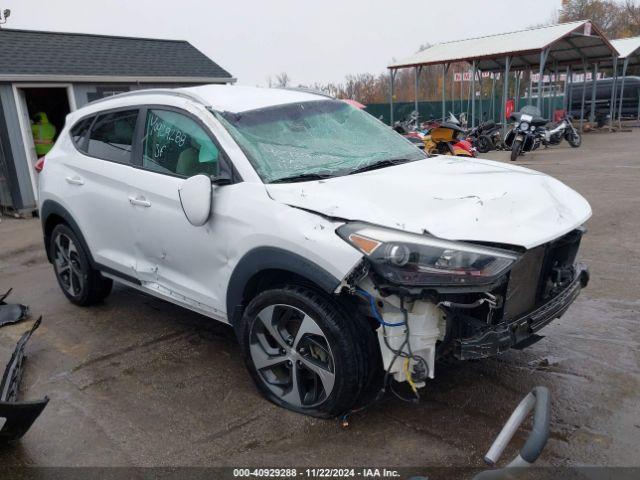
[1,317,49,443]
[455,263,589,360]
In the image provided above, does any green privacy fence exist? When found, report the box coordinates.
[365,95,566,126]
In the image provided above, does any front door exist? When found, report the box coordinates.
[128,107,231,319]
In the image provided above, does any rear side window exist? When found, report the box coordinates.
[87,110,138,164]
[70,116,94,152]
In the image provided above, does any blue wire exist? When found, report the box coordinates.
[356,288,405,327]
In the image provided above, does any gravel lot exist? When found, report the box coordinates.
[0,130,639,472]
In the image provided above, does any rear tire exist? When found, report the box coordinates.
[238,285,380,417]
[50,224,113,306]
[510,139,523,161]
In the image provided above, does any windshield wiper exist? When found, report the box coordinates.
[348,158,416,175]
[270,172,335,183]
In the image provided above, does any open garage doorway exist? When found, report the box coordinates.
[13,84,76,201]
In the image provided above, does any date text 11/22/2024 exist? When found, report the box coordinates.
[232,468,401,478]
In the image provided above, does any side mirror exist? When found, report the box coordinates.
[178,174,212,226]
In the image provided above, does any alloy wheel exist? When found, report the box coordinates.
[249,304,335,408]
[53,233,84,298]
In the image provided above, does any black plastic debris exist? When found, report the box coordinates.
[0,288,30,328]
[0,316,49,443]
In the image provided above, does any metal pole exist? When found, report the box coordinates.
[551,63,558,120]
[502,56,511,137]
[528,68,533,104]
[460,67,464,116]
[478,71,484,123]
[442,64,448,120]
[414,66,419,117]
[590,63,598,124]
[580,62,587,131]
[609,56,618,129]
[618,58,629,128]
[389,69,396,126]
[467,69,472,121]
[564,66,571,112]
[491,73,496,122]
[537,49,549,110]
[471,61,476,127]
[514,70,520,111]
[450,67,455,119]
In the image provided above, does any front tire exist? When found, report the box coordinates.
[238,286,377,417]
[510,139,523,161]
[567,131,582,147]
[50,224,113,306]
[476,135,493,153]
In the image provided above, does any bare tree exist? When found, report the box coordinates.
[275,72,291,88]
[559,0,640,37]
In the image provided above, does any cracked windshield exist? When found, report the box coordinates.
[216,100,425,183]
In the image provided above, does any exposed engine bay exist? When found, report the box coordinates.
[343,228,589,392]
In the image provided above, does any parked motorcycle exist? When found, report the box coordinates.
[505,106,581,161]
[424,121,477,157]
[544,113,581,148]
[467,119,502,153]
[393,111,426,149]
[504,106,548,161]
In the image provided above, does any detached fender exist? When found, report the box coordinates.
[226,246,342,325]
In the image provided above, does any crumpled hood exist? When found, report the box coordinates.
[266,156,592,249]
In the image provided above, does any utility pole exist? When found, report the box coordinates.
[0,8,11,28]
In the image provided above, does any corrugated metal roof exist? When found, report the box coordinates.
[389,20,618,71]
[0,29,234,82]
[611,36,640,59]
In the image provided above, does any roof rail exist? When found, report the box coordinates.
[282,86,336,99]
[85,88,210,107]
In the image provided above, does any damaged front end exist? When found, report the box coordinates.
[338,223,588,386]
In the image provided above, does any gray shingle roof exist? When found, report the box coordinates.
[0,29,233,81]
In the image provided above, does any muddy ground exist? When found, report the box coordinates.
[0,130,638,471]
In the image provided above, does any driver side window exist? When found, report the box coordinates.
[142,109,220,177]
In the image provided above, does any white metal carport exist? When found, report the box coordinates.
[387,20,619,131]
[609,36,640,125]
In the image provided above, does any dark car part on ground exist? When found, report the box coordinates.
[0,316,49,443]
[0,288,30,328]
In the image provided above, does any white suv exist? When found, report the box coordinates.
[38,85,591,417]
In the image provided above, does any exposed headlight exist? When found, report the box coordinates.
[337,223,519,286]
[519,121,530,131]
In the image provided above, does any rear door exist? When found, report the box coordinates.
[62,108,140,278]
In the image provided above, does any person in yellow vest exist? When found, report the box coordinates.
[31,112,56,156]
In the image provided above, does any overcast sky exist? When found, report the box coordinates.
[3,0,562,86]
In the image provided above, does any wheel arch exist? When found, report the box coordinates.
[226,246,342,325]
[40,200,95,267]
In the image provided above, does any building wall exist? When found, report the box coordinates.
[0,83,35,211]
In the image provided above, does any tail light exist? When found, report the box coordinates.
[35,156,45,173]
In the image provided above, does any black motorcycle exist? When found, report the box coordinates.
[504,106,549,161]
[468,119,502,153]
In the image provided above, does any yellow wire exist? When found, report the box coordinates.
[404,358,418,395]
